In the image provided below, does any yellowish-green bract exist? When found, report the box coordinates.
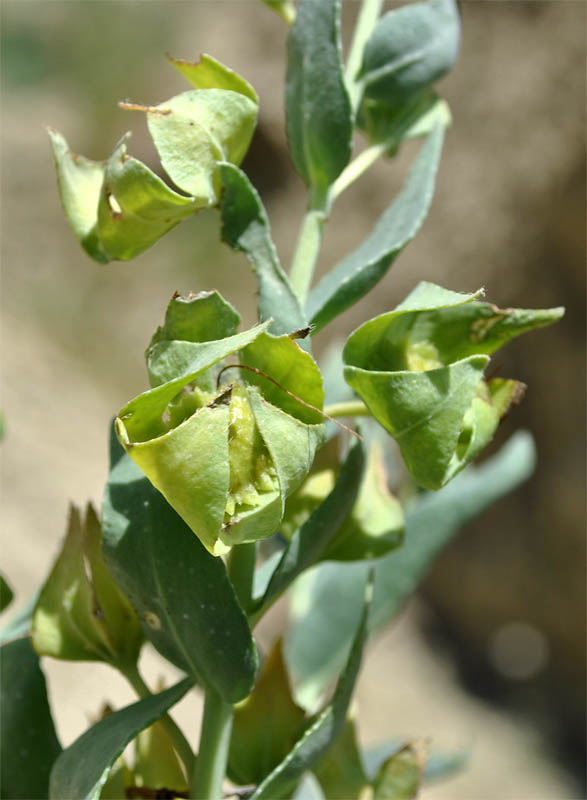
[115,291,325,556]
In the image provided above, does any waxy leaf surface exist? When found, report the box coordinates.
[1,637,62,800]
[49,679,191,800]
[308,128,444,333]
[286,0,351,199]
[359,0,460,106]
[250,577,372,800]
[32,504,143,670]
[102,431,258,701]
[285,432,536,709]
[219,163,308,340]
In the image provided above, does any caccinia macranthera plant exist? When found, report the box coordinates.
[0,1,564,798]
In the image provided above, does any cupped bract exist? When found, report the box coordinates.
[115,291,325,555]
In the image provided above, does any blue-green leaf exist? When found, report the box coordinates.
[307,127,444,333]
[285,432,536,709]
[219,164,308,339]
[1,637,62,800]
[49,679,191,800]
[102,430,258,702]
[250,577,372,800]
[286,0,352,200]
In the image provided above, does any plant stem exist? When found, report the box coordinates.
[227,541,257,613]
[329,141,388,202]
[289,207,326,306]
[190,688,233,800]
[323,400,371,418]
[123,664,195,774]
[345,0,385,115]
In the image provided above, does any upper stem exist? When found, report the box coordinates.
[345,0,385,116]
[288,206,326,306]
[190,688,234,800]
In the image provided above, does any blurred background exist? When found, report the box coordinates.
[1,1,585,797]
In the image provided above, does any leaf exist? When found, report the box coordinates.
[249,576,372,800]
[307,127,444,333]
[142,89,257,202]
[357,90,451,150]
[228,639,307,785]
[102,430,259,702]
[313,716,369,799]
[96,134,199,261]
[167,53,258,103]
[291,774,326,800]
[0,574,13,614]
[363,741,468,785]
[48,127,108,263]
[49,679,191,800]
[133,719,188,793]
[285,432,536,709]
[0,637,62,800]
[286,0,352,200]
[343,282,563,489]
[372,742,427,800]
[32,504,144,670]
[219,163,308,340]
[358,0,461,106]
[258,439,365,613]
[261,0,296,26]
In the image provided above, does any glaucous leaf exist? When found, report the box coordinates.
[96,134,199,261]
[167,53,258,103]
[117,309,324,555]
[357,90,450,151]
[0,574,13,614]
[358,0,461,107]
[0,637,62,800]
[48,128,108,263]
[219,163,308,340]
[285,431,536,709]
[307,127,444,334]
[49,679,191,800]
[249,577,372,800]
[143,89,257,202]
[102,431,259,701]
[343,281,563,489]
[32,504,143,670]
[229,639,307,785]
[286,0,352,200]
[372,743,427,800]
[313,716,368,799]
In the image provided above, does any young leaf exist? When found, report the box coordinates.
[371,742,427,800]
[261,0,296,26]
[343,282,563,489]
[102,431,259,702]
[257,439,365,614]
[358,0,461,107]
[48,128,108,263]
[143,89,258,202]
[167,53,258,103]
[0,637,62,800]
[285,432,536,709]
[32,504,144,670]
[286,0,352,201]
[307,127,444,333]
[96,134,199,261]
[49,679,191,800]
[249,576,372,800]
[228,639,307,785]
[219,163,308,339]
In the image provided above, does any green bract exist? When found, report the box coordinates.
[115,291,325,555]
[343,282,564,490]
[49,57,258,263]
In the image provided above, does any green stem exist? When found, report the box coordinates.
[190,688,233,800]
[323,400,371,418]
[227,541,257,613]
[123,664,195,774]
[345,0,385,115]
[329,141,388,202]
[289,207,326,306]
